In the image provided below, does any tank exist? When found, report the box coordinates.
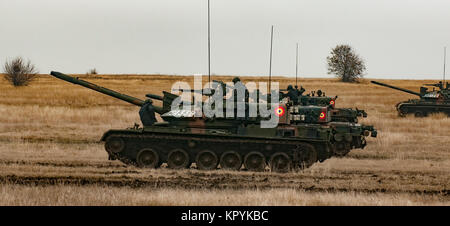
[50,71,377,172]
[183,79,376,158]
[371,81,450,117]
[301,95,367,123]
[277,86,375,157]
[279,87,369,123]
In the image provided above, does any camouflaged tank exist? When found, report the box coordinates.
[50,72,377,172]
[278,87,376,157]
[371,81,450,117]
[294,89,368,123]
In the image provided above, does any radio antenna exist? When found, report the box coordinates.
[444,46,447,85]
[207,0,211,87]
[296,43,299,87]
[269,25,274,91]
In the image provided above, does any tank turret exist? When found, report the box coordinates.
[146,92,179,112]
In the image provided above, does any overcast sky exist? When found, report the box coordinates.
[1,0,449,79]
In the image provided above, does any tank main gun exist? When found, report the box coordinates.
[172,88,216,96]
[370,80,422,97]
[145,91,181,112]
[145,93,163,101]
[50,71,166,114]
[212,79,232,89]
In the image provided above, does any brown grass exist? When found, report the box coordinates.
[0,73,449,206]
[0,185,446,206]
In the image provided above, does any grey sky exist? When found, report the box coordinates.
[1,0,449,79]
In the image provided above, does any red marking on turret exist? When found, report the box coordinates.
[275,106,285,117]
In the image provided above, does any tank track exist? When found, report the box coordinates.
[102,130,332,172]
[397,102,450,117]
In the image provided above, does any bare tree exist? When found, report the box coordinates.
[327,45,366,83]
[87,68,98,75]
[3,57,38,86]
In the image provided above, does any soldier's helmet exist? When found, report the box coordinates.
[287,85,293,90]
[232,77,241,84]
[317,90,323,97]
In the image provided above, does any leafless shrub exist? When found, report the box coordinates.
[87,68,98,75]
[3,57,39,86]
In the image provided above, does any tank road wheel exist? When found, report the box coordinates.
[333,148,350,157]
[397,110,406,117]
[298,143,318,169]
[136,148,160,168]
[332,142,350,157]
[196,150,219,170]
[270,152,292,173]
[220,151,242,171]
[414,111,424,117]
[244,152,266,172]
[105,136,125,154]
[167,149,190,169]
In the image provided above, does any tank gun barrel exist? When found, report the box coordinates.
[212,80,234,91]
[371,81,421,96]
[145,93,163,101]
[172,88,216,96]
[50,71,165,114]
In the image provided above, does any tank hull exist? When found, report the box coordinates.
[100,119,373,171]
[101,126,335,171]
[397,101,450,117]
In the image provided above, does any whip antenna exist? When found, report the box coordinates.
[444,46,447,84]
[269,25,274,91]
[296,43,299,87]
[207,0,211,87]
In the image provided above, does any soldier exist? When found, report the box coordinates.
[228,77,250,119]
[285,85,299,104]
[295,85,306,96]
[231,77,249,103]
[316,89,323,97]
[139,99,157,126]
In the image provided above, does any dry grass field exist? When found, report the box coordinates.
[0,73,449,205]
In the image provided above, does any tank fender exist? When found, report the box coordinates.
[100,129,143,141]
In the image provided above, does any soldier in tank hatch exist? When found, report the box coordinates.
[294,85,306,96]
[316,90,323,97]
[284,85,299,104]
[139,99,157,126]
[230,77,249,103]
[229,77,250,119]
